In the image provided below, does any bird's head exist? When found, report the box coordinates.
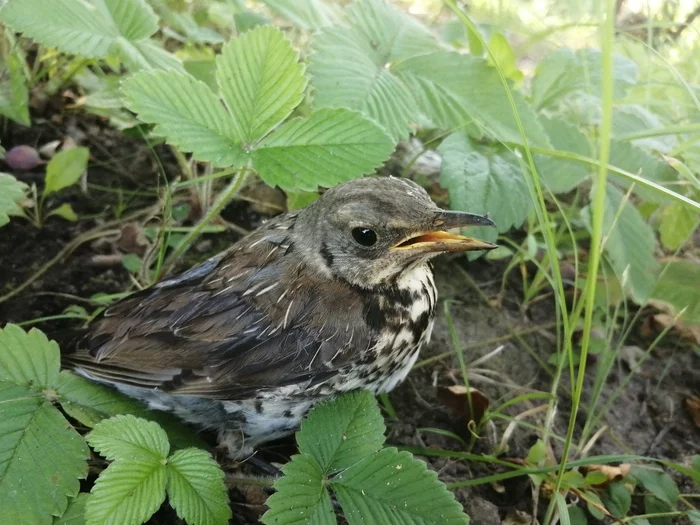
[295,177,498,287]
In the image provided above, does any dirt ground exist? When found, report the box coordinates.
[1,110,698,524]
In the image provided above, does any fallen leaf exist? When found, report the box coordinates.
[581,464,632,487]
[685,397,700,428]
[618,346,646,370]
[437,384,490,437]
[653,314,700,344]
[117,223,149,256]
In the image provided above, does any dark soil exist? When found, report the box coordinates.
[1,109,698,525]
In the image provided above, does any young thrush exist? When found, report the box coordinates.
[66,176,497,458]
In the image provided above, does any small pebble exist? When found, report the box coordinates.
[5,145,41,171]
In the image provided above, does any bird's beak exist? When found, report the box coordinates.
[393,210,499,253]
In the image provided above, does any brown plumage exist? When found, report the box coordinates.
[64,176,497,457]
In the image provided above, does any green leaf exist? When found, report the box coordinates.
[651,260,700,325]
[0,323,60,387]
[394,52,548,147]
[602,482,631,518]
[252,108,393,191]
[584,490,606,520]
[86,458,166,525]
[346,0,441,63]
[583,471,608,486]
[121,253,142,273]
[535,116,591,193]
[44,148,89,197]
[0,0,182,72]
[297,390,385,473]
[689,510,700,525]
[123,70,245,167]
[53,494,88,525]
[0,50,30,126]
[331,447,469,525]
[643,495,672,525]
[217,26,306,145]
[582,184,659,304]
[632,467,679,508]
[658,202,699,251]
[566,505,588,525]
[262,454,335,525]
[608,141,676,204]
[49,203,78,222]
[56,371,148,427]
[531,48,637,111]
[0,172,28,227]
[286,190,319,210]
[561,470,586,489]
[438,131,530,243]
[261,0,339,30]
[87,414,170,462]
[55,371,207,449]
[612,105,677,153]
[526,439,547,465]
[309,25,417,140]
[166,448,231,525]
[487,33,523,84]
[0,383,89,525]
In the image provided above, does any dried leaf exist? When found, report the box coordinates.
[117,223,149,256]
[653,314,700,344]
[685,397,700,428]
[437,385,490,437]
[581,464,632,487]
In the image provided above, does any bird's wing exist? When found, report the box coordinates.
[65,225,375,400]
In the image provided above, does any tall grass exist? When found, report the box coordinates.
[444,0,699,523]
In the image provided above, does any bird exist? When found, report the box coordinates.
[64,176,497,459]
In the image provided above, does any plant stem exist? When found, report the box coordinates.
[543,0,616,522]
[0,207,155,305]
[158,168,251,278]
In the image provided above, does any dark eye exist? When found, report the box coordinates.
[351,227,378,247]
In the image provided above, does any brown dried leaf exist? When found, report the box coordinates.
[685,397,700,428]
[580,464,632,487]
[653,314,700,344]
[437,384,490,434]
[117,223,149,256]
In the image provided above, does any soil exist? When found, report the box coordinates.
[1,107,698,525]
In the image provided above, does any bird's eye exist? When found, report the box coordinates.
[351,227,378,247]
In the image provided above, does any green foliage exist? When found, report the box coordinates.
[438,132,530,243]
[582,184,659,304]
[531,48,637,112]
[602,482,632,518]
[54,370,206,450]
[16,146,90,227]
[124,25,393,191]
[44,148,89,196]
[0,324,213,525]
[652,260,700,325]
[218,26,306,146]
[0,48,30,126]
[658,203,699,250]
[263,391,469,525]
[0,324,89,525]
[394,52,549,146]
[86,415,230,525]
[53,494,88,525]
[0,0,183,72]
[0,172,28,227]
[262,0,339,30]
[166,448,232,525]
